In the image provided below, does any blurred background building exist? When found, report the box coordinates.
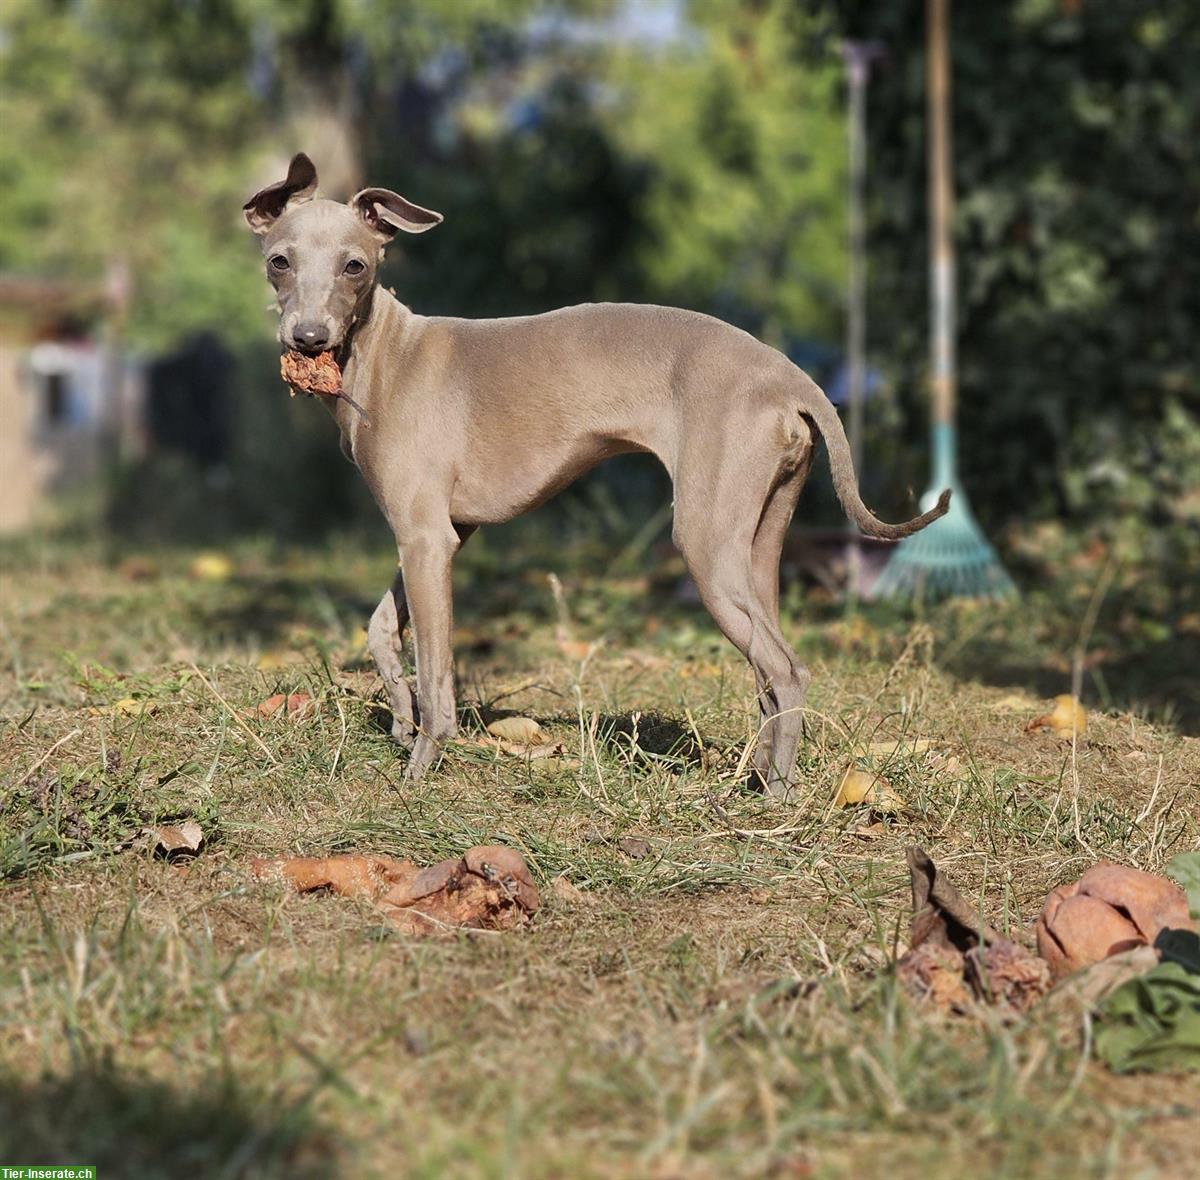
[0,273,142,533]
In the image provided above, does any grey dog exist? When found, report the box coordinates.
[244,153,948,797]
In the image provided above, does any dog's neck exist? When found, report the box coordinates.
[336,284,396,369]
[323,284,416,445]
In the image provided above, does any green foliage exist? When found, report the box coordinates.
[238,0,551,66]
[0,0,586,350]
[1054,399,1200,654]
[387,71,650,318]
[0,0,268,350]
[2,757,140,879]
[106,342,381,543]
[1063,399,1200,566]
[604,0,846,342]
[833,0,1200,523]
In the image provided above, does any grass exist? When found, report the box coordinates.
[1,518,1198,1179]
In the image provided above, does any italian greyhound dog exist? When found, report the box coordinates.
[244,154,948,798]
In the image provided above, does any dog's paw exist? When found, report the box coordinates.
[390,718,416,748]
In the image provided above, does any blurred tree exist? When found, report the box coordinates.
[381,61,650,318]
[0,0,577,350]
[829,0,1200,523]
[603,0,847,345]
[0,0,269,350]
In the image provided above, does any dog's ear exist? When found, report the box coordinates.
[351,187,443,240]
[243,153,318,235]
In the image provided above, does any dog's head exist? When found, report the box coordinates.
[243,153,442,353]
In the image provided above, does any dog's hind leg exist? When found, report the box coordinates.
[751,451,811,622]
[747,451,813,783]
[672,482,807,800]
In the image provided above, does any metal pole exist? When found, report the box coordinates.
[841,40,882,595]
[841,41,885,495]
[927,0,955,488]
[845,50,867,484]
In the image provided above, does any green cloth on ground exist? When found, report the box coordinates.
[1096,962,1200,1073]
[1095,852,1200,1073]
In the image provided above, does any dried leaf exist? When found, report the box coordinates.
[852,821,889,840]
[994,691,1040,713]
[864,738,934,758]
[538,754,582,771]
[256,649,302,670]
[834,768,904,814]
[965,940,1051,1011]
[189,552,233,582]
[486,716,548,744]
[267,852,396,894]
[897,942,973,1010]
[1036,862,1195,980]
[895,847,1049,1012]
[146,820,203,854]
[557,638,598,662]
[1041,946,1162,1020]
[1026,694,1087,740]
[285,692,316,719]
[254,692,316,720]
[551,875,598,907]
[113,697,157,717]
[255,693,286,717]
[117,557,159,581]
[281,349,343,397]
[617,836,651,860]
[484,736,567,759]
[905,846,1002,948]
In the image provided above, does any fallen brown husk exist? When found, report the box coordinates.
[1036,861,1196,980]
[896,846,1051,1013]
[251,844,540,936]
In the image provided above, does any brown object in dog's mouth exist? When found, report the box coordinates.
[279,349,371,425]
[281,348,342,396]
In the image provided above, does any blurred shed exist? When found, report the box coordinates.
[0,271,144,534]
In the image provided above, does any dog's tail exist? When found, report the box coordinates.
[801,386,950,541]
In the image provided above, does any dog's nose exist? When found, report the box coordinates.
[293,322,330,351]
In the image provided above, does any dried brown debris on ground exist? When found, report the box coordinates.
[250,844,540,936]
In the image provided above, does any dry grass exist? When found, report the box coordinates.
[2,524,1199,1179]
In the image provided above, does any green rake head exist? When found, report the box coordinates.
[871,426,1017,602]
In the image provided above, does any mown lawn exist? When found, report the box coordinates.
[1,522,1197,1179]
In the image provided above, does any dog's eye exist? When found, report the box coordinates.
[343,259,366,276]
[268,255,290,272]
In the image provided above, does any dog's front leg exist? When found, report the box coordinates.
[367,569,416,746]
[398,529,460,781]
